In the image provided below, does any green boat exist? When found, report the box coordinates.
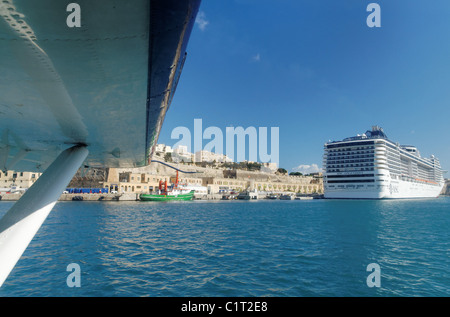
[140,171,196,201]
[139,190,195,201]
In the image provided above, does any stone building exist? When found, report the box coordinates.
[103,168,169,194]
[102,166,323,195]
[0,170,42,191]
[202,174,322,195]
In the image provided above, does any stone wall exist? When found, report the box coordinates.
[441,179,450,196]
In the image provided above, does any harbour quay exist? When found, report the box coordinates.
[101,161,324,200]
[0,159,324,201]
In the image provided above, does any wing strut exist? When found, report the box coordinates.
[0,145,88,287]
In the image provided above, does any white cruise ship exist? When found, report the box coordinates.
[323,126,445,199]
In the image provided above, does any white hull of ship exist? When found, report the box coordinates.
[324,179,444,199]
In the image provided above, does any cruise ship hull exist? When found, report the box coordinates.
[323,126,445,200]
[324,178,444,199]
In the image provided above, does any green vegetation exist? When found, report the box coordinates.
[164,152,172,163]
[222,161,262,171]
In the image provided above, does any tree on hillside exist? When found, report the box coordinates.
[164,152,172,163]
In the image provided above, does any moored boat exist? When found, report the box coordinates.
[139,190,195,201]
[139,171,195,201]
[237,190,258,200]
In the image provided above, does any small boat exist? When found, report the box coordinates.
[266,194,278,200]
[237,192,250,200]
[295,196,313,200]
[139,171,194,202]
[139,190,195,201]
[237,190,258,200]
[279,194,293,200]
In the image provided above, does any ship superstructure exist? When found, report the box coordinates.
[323,126,444,199]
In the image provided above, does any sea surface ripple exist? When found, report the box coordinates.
[0,198,449,297]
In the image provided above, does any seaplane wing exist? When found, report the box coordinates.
[0,0,201,172]
[0,0,201,287]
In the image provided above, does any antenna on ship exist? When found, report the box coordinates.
[372,125,383,132]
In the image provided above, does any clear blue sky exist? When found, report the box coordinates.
[158,0,450,175]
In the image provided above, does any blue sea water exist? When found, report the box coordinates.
[0,197,449,297]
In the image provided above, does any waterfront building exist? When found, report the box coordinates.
[260,162,278,173]
[102,168,203,194]
[172,145,194,163]
[0,170,42,193]
[102,167,323,196]
[201,175,321,195]
[154,144,173,154]
[103,168,171,194]
[194,150,233,163]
